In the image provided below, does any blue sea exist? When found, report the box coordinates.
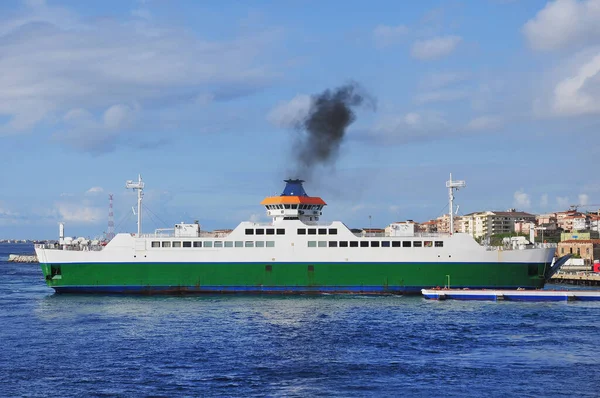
[1,243,599,397]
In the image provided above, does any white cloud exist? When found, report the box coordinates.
[373,24,409,48]
[513,189,531,209]
[579,193,590,205]
[523,0,600,51]
[551,53,600,116]
[56,203,103,223]
[370,110,450,143]
[267,94,313,128]
[411,35,461,60]
[420,72,468,90]
[540,193,549,207]
[466,115,502,131]
[414,89,469,104]
[556,196,570,209]
[85,187,104,196]
[0,1,282,147]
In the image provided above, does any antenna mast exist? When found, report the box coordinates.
[107,194,115,240]
[126,175,145,237]
[446,173,466,235]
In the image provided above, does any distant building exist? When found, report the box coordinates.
[558,239,600,265]
[435,214,461,234]
[459,210,535,238]
[417,220,437,233]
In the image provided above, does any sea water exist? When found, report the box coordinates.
[1,243,598,397]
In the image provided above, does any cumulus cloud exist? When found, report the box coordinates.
[373,24,409,48]
[56,203,103,223]
[369,110,450,143]
[85,187,104,196]
[465,115,502,131]
[0,0,282,150]
[556,196,570,209]
[414,89,469,104]
[411,35,461,60]
[513,189,531,209]
[551,53,600,116]
[523,0,600,51]
[579,193,590,205]
[267,94,313,128]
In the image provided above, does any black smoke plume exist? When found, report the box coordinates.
[292,82,374,178]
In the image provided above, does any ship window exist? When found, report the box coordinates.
[162,241,171,248]
[256,229,264,235]
[308,229,316,235]
[266,229,275,235]
[173,241,182,248]
[204,241,213,248]
[360,241,369,247]
[151,241,160,248]
[284,204,291,209]
[298,228,306,235]
[266,241,275,247]
[214,241,222,248]
[414,241,423,248]
[256,241,265,247]
[183,241,192,248]
[371,241,380,247]
[245,229,254,235]
[277,229,285,235]
[424,241,433,248]
[381,241,389,247]
[402,241,411,247]
[318,241,327,247]
[225,241,233,247]
[245,241,254,247]
[339,241,348,247]
[318,228,327,235]
[235,241,243,248]
[308,241,317,247]
[392,241,401,247]
[329,228,337,235]
[329,241,338,247]
[350,241,358,247]
[435,241,443,247]
[193,241,202,247]
[292,204,298,209]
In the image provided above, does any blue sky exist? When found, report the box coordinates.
[1,0,600,239]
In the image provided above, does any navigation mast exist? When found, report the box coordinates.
[446,173,466,235]
[126,175,145,236]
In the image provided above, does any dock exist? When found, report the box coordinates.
[551,272,600,286]
[7,254,38,263]
[421,288,600,302]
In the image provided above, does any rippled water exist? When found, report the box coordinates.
[1,243,599,397]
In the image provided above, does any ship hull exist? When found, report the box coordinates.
[39,261,547,295]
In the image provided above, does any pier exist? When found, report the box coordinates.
[551,272,600,287]
[7,254,38,263]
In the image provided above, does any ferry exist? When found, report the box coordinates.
[35,175,562,294]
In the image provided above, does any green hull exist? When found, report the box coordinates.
[40,261,547,294]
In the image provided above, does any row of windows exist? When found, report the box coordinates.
[265,204,324,210]
[245,228,285,235]
[244,228,340,236]
[151,241,276,248]
[308,240,444,248]
[298,228,337,235]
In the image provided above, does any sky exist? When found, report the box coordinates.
[1,0,600,239]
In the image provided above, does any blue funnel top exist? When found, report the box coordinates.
[281,179,308,196]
